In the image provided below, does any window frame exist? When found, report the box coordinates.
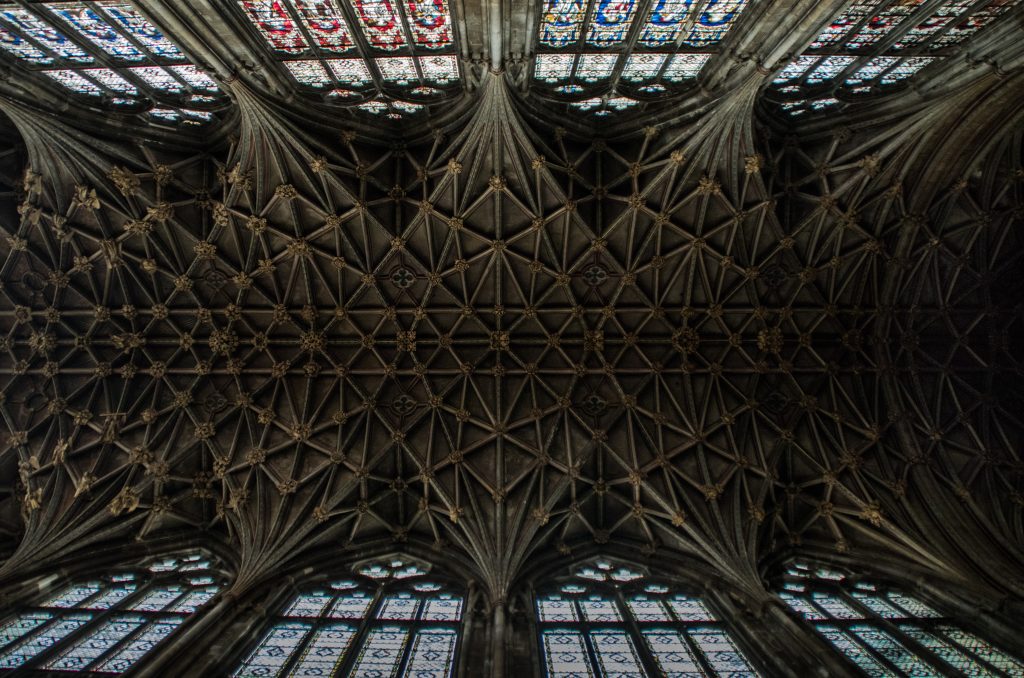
[769,0,1024,115]
[774,560,1024,677]
[230,0,464,117]
[0,0,228,124]
[230,554,468,678]
[531,556,763,677]
[0,551,225,674]
[528,0,753,115]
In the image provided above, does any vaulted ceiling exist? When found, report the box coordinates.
[0,0,1022,604]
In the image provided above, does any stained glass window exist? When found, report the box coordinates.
[233,557,463,678]
[773,0,1023,113]
[0,553,222,673]
[532,0,747,107]
[0,1,225,124]
[236,0,459,102]
[777,562,1024,677]
[536,558,760,677]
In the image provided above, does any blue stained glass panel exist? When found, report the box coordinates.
[349,626,409,677]
[0,25,52,63]
[663,53,710,81]
[172,65,219,91]
[812,593,863,620]
[689,626,756,674]
[538,597,578,622]
[328,593,373,619]
[85,584,138,609]
[939,626,1024,674]
[0,614,93,669]
[94,619,182,673]
[805,56,855,84]
[232,621,312,678]
[289,624,356,676]
[47,4,145,60]
[898,625,998,676]
[405,629,458,677]
[639,0,693,46]
[586,0,639,47]
[589,629,645,676]
[377,594,420,620]
[621,53,666,81]
[885,593,940,619]
[284,593,334,617]
[422,595,463,621]
[878,57,934,84]
[167,587,217,613]
[42,615,144,671]
[542,630,593,678]
[626,598,670,622]
[0,613,52,650]
[0,8,92,62]
[850,625,937,675]
[126,586,183,612]
[815,625,896,678]
[580,598,621,622]
[667,597,714,622]
[575,53,616,81]
[42,584,102,608]
[539,0,585,47]
[851,594,904,619]
[643,629,703,677]
[44,68,102,94]
[780,592,826,620]
[128,66,184,92]
[98,2,184,59]
[685,0,748,46]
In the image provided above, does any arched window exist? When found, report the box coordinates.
[770,0,1022,116]
[0,552,223,672]
[0,1,226,126]
[234,0,461,118]
[232,556,465,677]
[777,561,1024,676]
[531,0,752,116]
[535,558,759,676]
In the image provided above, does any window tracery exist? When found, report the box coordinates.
[532,0,751,116]
[777,561,1024,676]
[0,553,222,672]
[535,558,759,677]
[770,0,1022,116]
[236,0,460,118]
[0,1,226,126]
[232,556,464,677]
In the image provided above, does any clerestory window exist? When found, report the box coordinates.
[532,0,753,116]
[231,556,464,677]
[535,558,760,677]
[235,0,462,119]
[770,0,1023,116]
[777,561,1024,676]
[0,552,223,673]
[0,1,226,126]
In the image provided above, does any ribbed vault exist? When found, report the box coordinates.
[0,0,1021,650]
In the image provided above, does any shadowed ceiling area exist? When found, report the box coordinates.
[0,0,1022,648]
